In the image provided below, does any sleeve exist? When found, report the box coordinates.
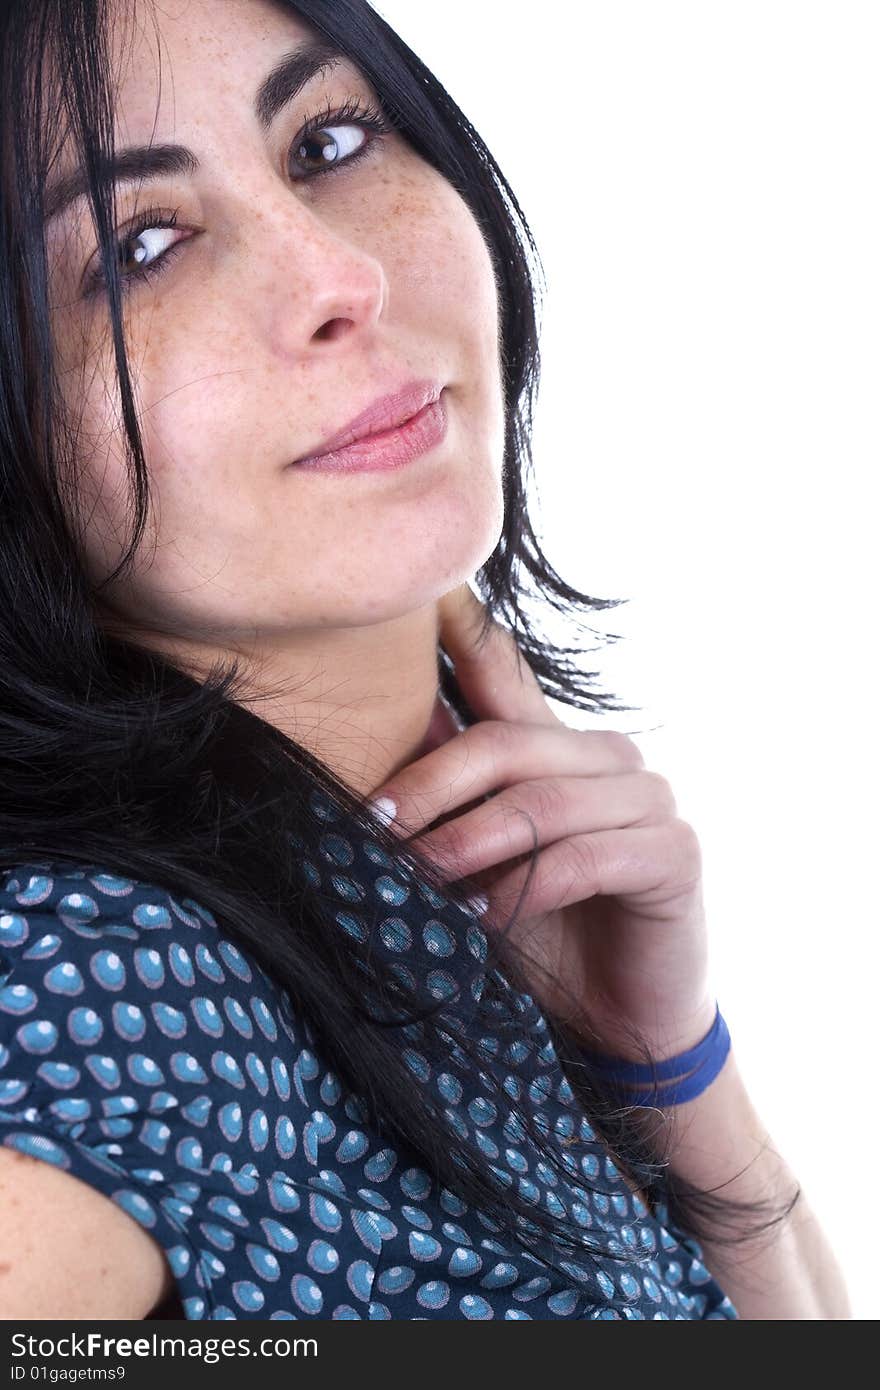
[0,865,234,1317]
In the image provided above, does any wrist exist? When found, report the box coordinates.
[574,999,729,1108]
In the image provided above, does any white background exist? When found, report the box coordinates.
[376,0,878,1319]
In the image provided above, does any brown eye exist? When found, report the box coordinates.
[289,122,370,179]
[84,206,186,297]
[116,224,183,277]
[286,96,392,182]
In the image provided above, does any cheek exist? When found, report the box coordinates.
[48,335,135,576]
[57,293,221,482]
[377,167,500,350]
[50,304,194,591]
[386,184,506,483]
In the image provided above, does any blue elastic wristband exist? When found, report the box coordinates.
[580,1003,723,1083]
[577,1004,732,1107]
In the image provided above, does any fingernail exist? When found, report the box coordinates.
[369,796,398,827]
[466,893,489,916]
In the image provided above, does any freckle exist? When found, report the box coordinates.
[0,1262,11,1276]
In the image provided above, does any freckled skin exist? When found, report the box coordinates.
[47,0,507,795]
[0,1143,173,1315]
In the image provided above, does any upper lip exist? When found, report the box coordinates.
[293,379,443,463]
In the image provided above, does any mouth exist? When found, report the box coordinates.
[292,378,444,466]
[289,389,449,475]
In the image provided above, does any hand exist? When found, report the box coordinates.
[368,583,718,1063]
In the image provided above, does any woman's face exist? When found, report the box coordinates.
[46,0,506,650]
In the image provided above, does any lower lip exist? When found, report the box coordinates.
[291,392,449,474]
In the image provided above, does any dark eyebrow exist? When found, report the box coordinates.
[43,38,346,224]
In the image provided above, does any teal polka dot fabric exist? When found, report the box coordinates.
[0,797,738,1320]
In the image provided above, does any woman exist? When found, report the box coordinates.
[0,0,849,1320]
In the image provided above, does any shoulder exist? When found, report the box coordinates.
[0,859,275,1006]
[0,859,303,1105]
[2,859,240,958]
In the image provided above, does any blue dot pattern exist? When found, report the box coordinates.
[0,799,738,1320]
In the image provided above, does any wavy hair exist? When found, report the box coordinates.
[0,0,797,1302]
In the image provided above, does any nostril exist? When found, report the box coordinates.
[314,317,354,341]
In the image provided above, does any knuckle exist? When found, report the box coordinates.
[525,778,568,825]
[642,770,678,814]
[485,718,522,753]
[605,730,645,768]
[433,817,469,866]
[563,832,602,886]
[465,718,507,759]
[671,817,703,873]
[469,718,522,779]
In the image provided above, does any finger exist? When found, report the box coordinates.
[438,582,558,727]
[412,770,675,884]
[477,822,686,934]
[372,721,646,837]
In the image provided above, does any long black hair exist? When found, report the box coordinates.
[0,0,797,1294]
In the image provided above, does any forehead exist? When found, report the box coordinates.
[103,0,324,140]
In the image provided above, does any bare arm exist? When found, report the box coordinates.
[0,1147,173,1319]
[643,1050,851,1319]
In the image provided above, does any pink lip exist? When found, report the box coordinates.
[293,379,444,464]
[290,392,449,474]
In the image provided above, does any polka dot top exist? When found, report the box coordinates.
[0,798,738,1320]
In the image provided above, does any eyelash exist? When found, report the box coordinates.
[85,94,394,297]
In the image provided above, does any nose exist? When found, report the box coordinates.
[252,193,388,351]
